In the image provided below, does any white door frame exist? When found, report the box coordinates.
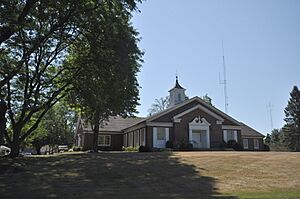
[153,127,169,148]
[189,116,210,148]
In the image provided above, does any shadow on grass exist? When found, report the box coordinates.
[0,152,237,199]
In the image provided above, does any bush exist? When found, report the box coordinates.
[138,145,151,152]
[165,141,173,148]
[263,144,270,151]
[72,146,82,151]
[219,141,227,148]
[122,146,138,152]
[159,148,173,152]
[227,140,243,151]
[177,140,193,151]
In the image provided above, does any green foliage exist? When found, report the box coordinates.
[148,96,169,116]
[202,94,213,106]
[138,145,151,152]
[174,140,193,151]
[264,129,287,151]
[165,140,173,148]
[72,146,82,151]
[226,140,243,151]
[68,0,143,151]
[0,0,142,157]
[283,86,300,151]
[25,102,76,154]
[122,146,139,152]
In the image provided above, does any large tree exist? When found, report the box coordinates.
[283,86,300,151]
[25,102,76,154]
[148,96,169,116]
[0,0,142,157]
[68,1,143,151]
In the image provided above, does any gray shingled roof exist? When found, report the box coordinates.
[240,123,264,138]
[99,116,144,132]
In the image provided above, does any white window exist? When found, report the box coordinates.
[177,93,181,102]
[254,139,259,149]
[128,132,133,147]
[140,128,146,146]
[223,130,237,142]
[243,139,248,149]
[134,130,139,147]
[157,127,166,140]
[98,135,111,146]
[123,134,127,147]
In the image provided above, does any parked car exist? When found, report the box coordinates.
[58,145,68,152]
[0,145,11,156]
[19,152,32,157]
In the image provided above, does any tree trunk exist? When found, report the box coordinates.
[9,140,20,157]
[93,122,100,152]
[92,114,101,152]
[9,124,23,157]
[34,145,42,155]
[0,100,7,145]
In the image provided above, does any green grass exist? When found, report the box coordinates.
[0,152,299,199]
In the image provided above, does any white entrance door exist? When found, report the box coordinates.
[153,127,169,148]
[192,130,207,148]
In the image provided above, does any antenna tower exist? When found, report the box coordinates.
[267,102,274,131]
[219,41,229,113]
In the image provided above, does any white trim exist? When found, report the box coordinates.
[173,105,224,122]
[223,130,238,143]
[254,139,259,149]
[234,130,238,141]
[146,122,173,127]
[98,135,111,146]
[153,127,157,147]
[123,123,146,133]
[166,128,169,141]
[189,116,210,148]
[241,136,263,139]
[153,127,169,148]
[243,139,249,149]
[216,120,223,125]
[223,130,227,142]
[134,130,139,147]
[139,128,146,146]
[146,97,240,126]
[84,130,121,135]
[123,133,127,147]
[173,118,182,123]
[222,125,242,130]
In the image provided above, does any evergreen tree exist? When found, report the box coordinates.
[264,133,271,145]
[283,86,300,151]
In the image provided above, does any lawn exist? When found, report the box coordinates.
[0,152,299,199]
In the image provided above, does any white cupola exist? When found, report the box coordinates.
[168,76,186,107]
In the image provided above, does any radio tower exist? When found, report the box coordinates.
[267,102,274,131]
[220,41,229,113]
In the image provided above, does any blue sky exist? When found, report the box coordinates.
[131,0,300,134]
